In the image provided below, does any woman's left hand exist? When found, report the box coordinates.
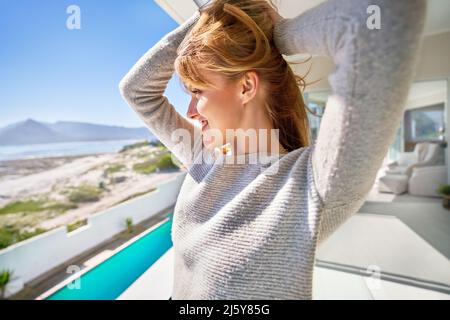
[263,2,284,25]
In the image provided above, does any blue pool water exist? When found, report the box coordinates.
[46,219,173,300]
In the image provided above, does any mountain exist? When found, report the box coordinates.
[0,119,69,145]
[48,121,154,142]
[0,119,156,145]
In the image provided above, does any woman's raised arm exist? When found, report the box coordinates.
[119,10,202,166]
[273,0,426,242]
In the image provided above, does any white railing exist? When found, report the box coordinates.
[0,172,186,298]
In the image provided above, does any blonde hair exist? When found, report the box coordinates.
[174,0,311,151]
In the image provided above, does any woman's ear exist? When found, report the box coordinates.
[240,71,259,105]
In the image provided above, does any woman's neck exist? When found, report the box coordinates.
[234,104,287,156]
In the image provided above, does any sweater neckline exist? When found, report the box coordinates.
[206,148,289,165]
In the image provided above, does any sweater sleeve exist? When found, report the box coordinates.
[273,0,426,243]
[119,10,202,167]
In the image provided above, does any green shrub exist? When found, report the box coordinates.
[0,200,76,215]
[68,184,103,203]
[149,140,164,147]
[0,228,13,249]
[0,226,48,250]
[98,181,106,190]
[46,202,78,213]
[436,184,450,196]
[132,153,177,174]
[0,269,13,299]
[0,200,47,215]
[157,153,178,169]
[67,219,88,233]
[105,164,125,174]
[119,140,150,153]
[125,217,133,233]
[132,160,157,174]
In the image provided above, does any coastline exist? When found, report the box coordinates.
[0,144,182,248]
[0,153,112,180]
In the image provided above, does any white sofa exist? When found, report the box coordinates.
[408,165,448,197]
[378,174,409,195]
[386,142,442,176]
[378,142,446,195]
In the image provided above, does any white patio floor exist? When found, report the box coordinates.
[118,202,450,300]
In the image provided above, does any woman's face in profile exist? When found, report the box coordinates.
[185,70,244,150]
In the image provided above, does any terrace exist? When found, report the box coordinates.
[1,0,450,300]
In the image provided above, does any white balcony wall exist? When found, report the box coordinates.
[0,172,186,298]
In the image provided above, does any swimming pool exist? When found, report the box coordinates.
[42,218,173,300]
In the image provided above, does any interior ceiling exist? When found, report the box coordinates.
[308,79,448,105]
[156,0,450,91]
[192,0,450,36]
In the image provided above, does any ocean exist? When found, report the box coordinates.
[0,139,144,161]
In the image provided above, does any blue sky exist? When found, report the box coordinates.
[0,0,191,128]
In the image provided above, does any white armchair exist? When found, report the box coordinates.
[408,165,448,197]
[386,142,443,176]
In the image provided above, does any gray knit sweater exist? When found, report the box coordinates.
[119,0,426,299]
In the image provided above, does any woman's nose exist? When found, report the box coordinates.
[186,97,199,119]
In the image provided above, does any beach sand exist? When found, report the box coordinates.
[0,146,183,233]
[0,155,88,181]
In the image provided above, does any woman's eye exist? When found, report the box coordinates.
[191,89,201,95]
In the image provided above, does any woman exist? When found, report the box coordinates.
[119,0,426,299]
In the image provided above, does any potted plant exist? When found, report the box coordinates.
[125,217,133,234]
[0,269,13,299]
[436,184,450,209]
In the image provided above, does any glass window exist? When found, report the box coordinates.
[404,103,445,142]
